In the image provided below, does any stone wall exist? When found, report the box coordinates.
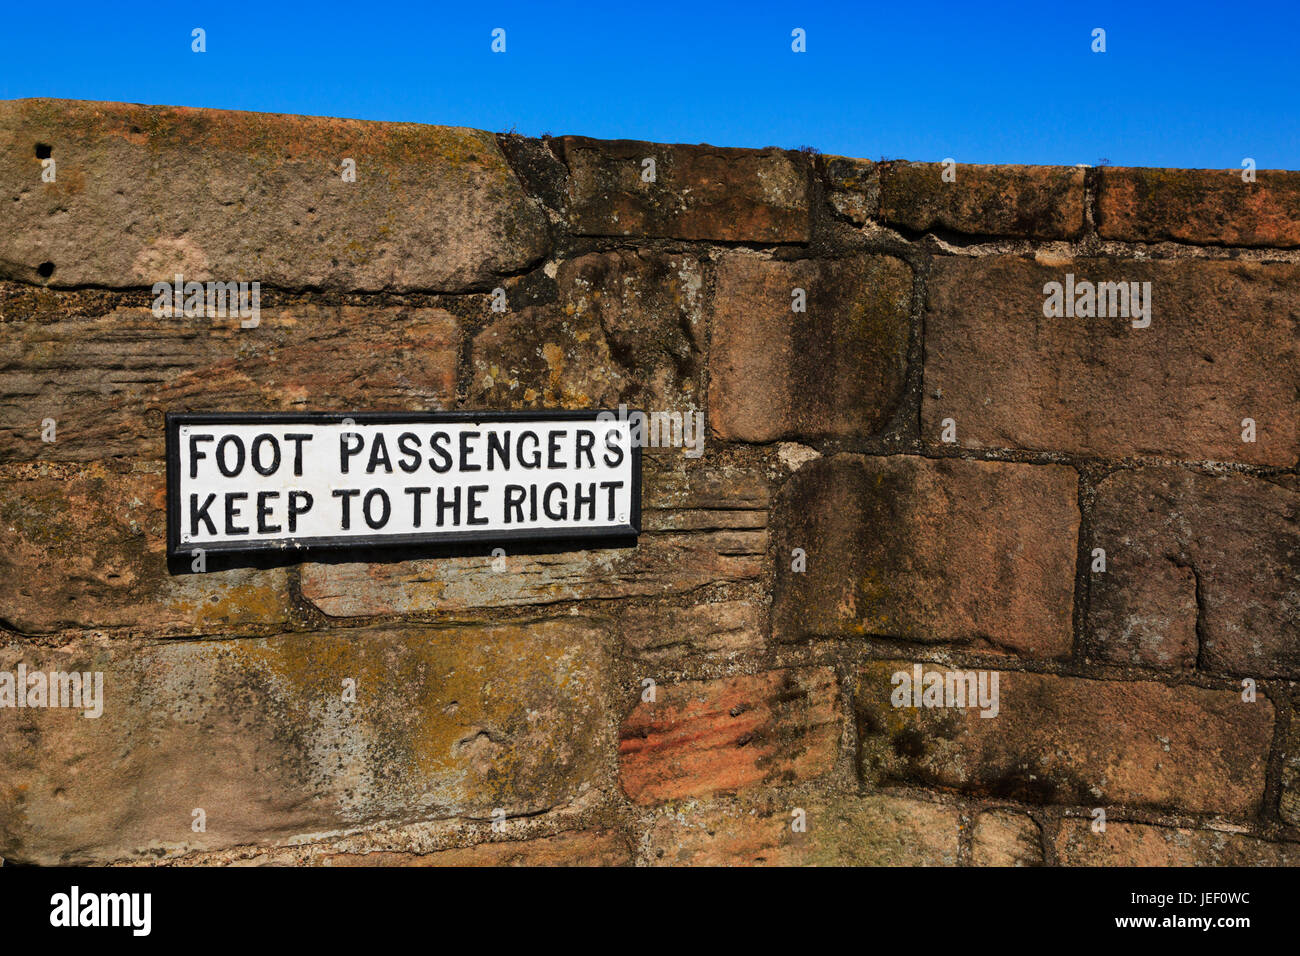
[1,98,1297,866]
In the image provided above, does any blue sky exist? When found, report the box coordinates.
[2,0,1296,168]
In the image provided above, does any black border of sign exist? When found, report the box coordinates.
[165,410,642,558]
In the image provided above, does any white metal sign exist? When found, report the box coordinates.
[166,412,640,556]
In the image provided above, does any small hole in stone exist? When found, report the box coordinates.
[34,143,52,159]
[37,261,55,278]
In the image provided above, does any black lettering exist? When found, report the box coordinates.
[459,431,482,471]
[435,486,461,527]
[224,492,249,535]
[397,432,422,473]
[573,482,596,521]
[362,489,391,529]
[366,433,393,474]
[547,431,565,469]
[600,480,623,521]
[285,434,312,476]
[188,434,214,478]
[288,491,313,532]
[487,431,510,471]
[217,435,245,477]
[575,429,595,469]
[340,432,364,474]
[333,488,360,530]
[543,482,567,521]
[189,492,217,536]
[466,485,488,525]
[429,431,453,473]
[256,491,281,534]
[404,487,430,527]
[603,429,624,467]
[517,430,541,468]
[251,434,281,476]
[504,485,526,523]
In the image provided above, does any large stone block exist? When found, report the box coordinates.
[773,454,1078,659]
[857,661,1273,817]
[0,98,548,291]
[643,794,959,866]
[0,470,291,635]
[971,810,1043,866]
[619,668,840,804]
[561,137,809,242]
[471,251,704,414]
[709,254,912,442]
[0,303,459,461]
[300,530,764,617]
[1088,467,1299,676]
[924,257,1300,465]
[879,162,1085,238]
[0,620,613,864]
[1055,819,1300,866]
[1098,167,1300,248]
[321,829,632,867]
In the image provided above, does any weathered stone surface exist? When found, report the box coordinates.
[561,137,809,242]
[0,98,548,291]
[4,107,1294,871]
[709,254,912,442]
[972,810,1043,866]
[301,451,769,617]
[880,162,1085,239]
[619,668,840,804]
[1089,468,1299,676]
[639,449,770,531]
[1098,167,1300,248]
[0,304,459,461]
[0,620,613,865]
[644,794,959,866]
[1278,712,1300,828]
[857,662,1273,816]
[773,455,1078,658]
[321,829,631,866]
[824,156,878,224]
[619,597,763,660]
[301,530,763,617]
[1055,820,1300,866]
[924,257,1300,466]
[471,251,704,414]
[610,455,769,658]
[0,470,291,635]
